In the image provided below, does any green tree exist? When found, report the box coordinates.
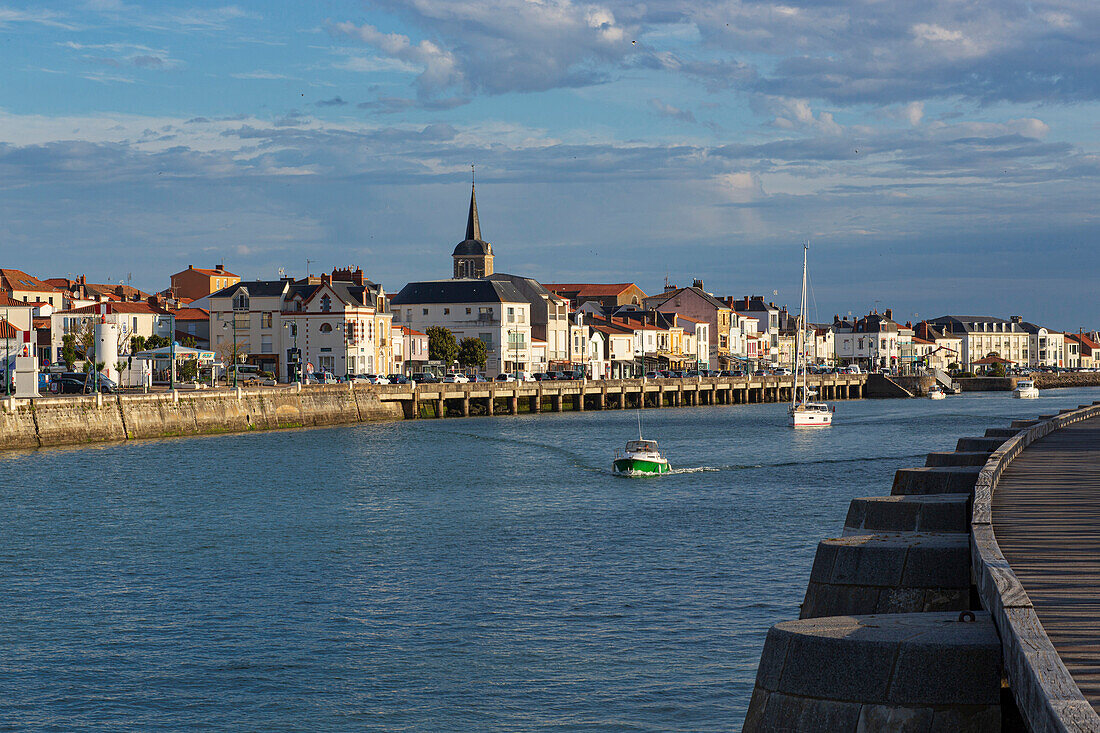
[457,337,487,370]
[989,361,1007,377]
[178,358,199,381]
[181,335,196,349]
[145,334,169,350]
[130,335,146,354]
[427,326,458,366]
[61,334,80,370]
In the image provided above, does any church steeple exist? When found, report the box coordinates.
[465,182,481,242]
[452,172,494,279]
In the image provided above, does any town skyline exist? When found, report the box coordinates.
[2,1,1099,327]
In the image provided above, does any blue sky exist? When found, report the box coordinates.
[1,0,1099,328]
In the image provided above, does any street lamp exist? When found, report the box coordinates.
[336,322,353,379]
[284,322,300,383]
[168,312,176,390]
[223,317,238,387]
[3,307,9,396]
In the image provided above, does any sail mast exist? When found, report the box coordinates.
[797,243,808,406]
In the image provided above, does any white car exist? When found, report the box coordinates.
[494,373,516,382]
[345,375,368,384]
[365,374,390,385]
[442,374,469,383]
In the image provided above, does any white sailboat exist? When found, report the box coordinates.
[789,244,834,428]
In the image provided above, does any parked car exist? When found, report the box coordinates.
[533,372,552,381]
[494,373,516,382]
[469,374,490,383]
[442,373,469,383]
[546,371,567,380]
[308,371,339,384]
[410,372,440,384]
[386,374,414,385]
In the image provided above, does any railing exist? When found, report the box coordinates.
[971,401,1100,732]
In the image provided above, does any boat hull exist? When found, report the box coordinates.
[1014,389,1039,399]
[613,458,671,475]
[789,409,833,428]
[928,391,946,400]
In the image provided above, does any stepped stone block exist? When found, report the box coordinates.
[924,451,990,467]
[801,533,970,618]
[1009,419,1039,428]
[956,436,1008,452]
[743,612,1002,733]
[844,494,970,535]
[892,466,983,495]
[982,427,1018,438]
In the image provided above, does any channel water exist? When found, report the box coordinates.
[4,388,1099,731]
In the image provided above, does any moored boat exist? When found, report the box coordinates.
[1013,379,1039,399]
[788,244,834,428]
[928,385,946,400]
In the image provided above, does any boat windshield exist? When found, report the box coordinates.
[626,440,659,453]
[1018,381,1034,388]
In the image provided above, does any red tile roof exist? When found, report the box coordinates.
[0,269,59,293]
[170,307,209,321]
[544,283,643,298]
[60,302,165,315]
[397,326,427,337]
[0,294,29,307]
[0,319,20,338]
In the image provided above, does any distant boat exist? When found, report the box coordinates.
[1013,380,1039,399]
[613,411,671,475]
[789,244,834,428]
[928,385,946,400]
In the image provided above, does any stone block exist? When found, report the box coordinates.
[844,495,970,534]
[802,534,970,618]
[982,427,1018,438]
[1009,419,1039,428]
[892,466,983,495]
[924,451,990,467]
[756,691,862,733]
[856,704,933,732]
[955,436,1007,452]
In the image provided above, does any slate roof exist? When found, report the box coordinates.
[647,286,730,311]
[209,280,289,299]
[929,315,1026,333]
[391,279,526,305]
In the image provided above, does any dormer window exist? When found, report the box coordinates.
[233,292,249,311]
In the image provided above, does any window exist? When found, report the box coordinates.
[261,335,273,353]
[423,309,429,316]
[507,307,515,323]
[466,308,472,315]
[320,323,333,333]
[479,333,494,349]
[233,293,249,311]
[320,294,332,313]
[444,308,450,315]
[261,312,272,328]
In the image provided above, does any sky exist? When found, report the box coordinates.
[1,0,1099,329]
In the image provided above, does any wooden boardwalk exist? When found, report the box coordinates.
[993,415,1100,713]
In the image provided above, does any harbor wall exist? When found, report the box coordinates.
[0,386,403,450]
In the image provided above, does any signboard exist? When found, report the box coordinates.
[305,361,315,374]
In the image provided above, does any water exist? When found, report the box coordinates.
[3,388,1098,731]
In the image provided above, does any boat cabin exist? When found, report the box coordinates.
[625,439,660,454]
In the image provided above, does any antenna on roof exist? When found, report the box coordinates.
[471,163,475,185]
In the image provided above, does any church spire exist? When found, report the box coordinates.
[465,169,481,242]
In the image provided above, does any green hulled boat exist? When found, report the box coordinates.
[612,439,671,476]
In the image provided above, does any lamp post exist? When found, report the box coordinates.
[223,316,238,387]
[4,307,9,396]
[336,322,352,379]
[168,313,176,390]
[284,322,300,383]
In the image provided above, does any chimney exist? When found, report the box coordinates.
[885,308,893,320]
[215,264,225,272]
[664,282,677,292]
[321,273,331,285]
[188,265,193,271]
[692,278,703,290]
[353,267,364,286]
[1010,315,1022,323]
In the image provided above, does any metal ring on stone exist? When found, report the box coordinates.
[958,611,976,622]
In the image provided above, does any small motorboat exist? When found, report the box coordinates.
[928,385,946,400]
[613,438,671,475]
[613,410,671,475]
[1014,379,1039,399]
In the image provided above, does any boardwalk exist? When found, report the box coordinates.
[992,415,1100,713]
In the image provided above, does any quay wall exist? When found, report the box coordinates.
[0,385,403,450]
[0,374,867,452]
[956,372,1100,392]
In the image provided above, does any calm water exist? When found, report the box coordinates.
[3,388,1099,731]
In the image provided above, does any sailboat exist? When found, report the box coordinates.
[612,410,671,475]
[788,244,834,428]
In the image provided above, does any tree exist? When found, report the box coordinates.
[130,335,146,354]
[145,334,169,350]
[61,334,80,370]
[178,358,199,382]
[457,337,487,370]
[427,326,458,366]
[989,361,1007,377]
[181,335,196,349]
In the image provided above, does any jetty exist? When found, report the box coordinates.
[0,373,866,450]
[744,401,1100,732]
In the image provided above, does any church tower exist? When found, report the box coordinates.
[452,182,494,279]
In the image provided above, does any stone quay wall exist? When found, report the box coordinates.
[0,385,403,451]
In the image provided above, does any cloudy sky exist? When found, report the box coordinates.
[2,1,1098,327]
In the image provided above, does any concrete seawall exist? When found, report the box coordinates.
[0,386,403,450]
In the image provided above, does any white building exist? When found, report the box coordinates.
[50,302,173,377]
[928,316,1031,370]
[391,279,532,377]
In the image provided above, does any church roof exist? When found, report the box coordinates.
[452,183,492,257]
